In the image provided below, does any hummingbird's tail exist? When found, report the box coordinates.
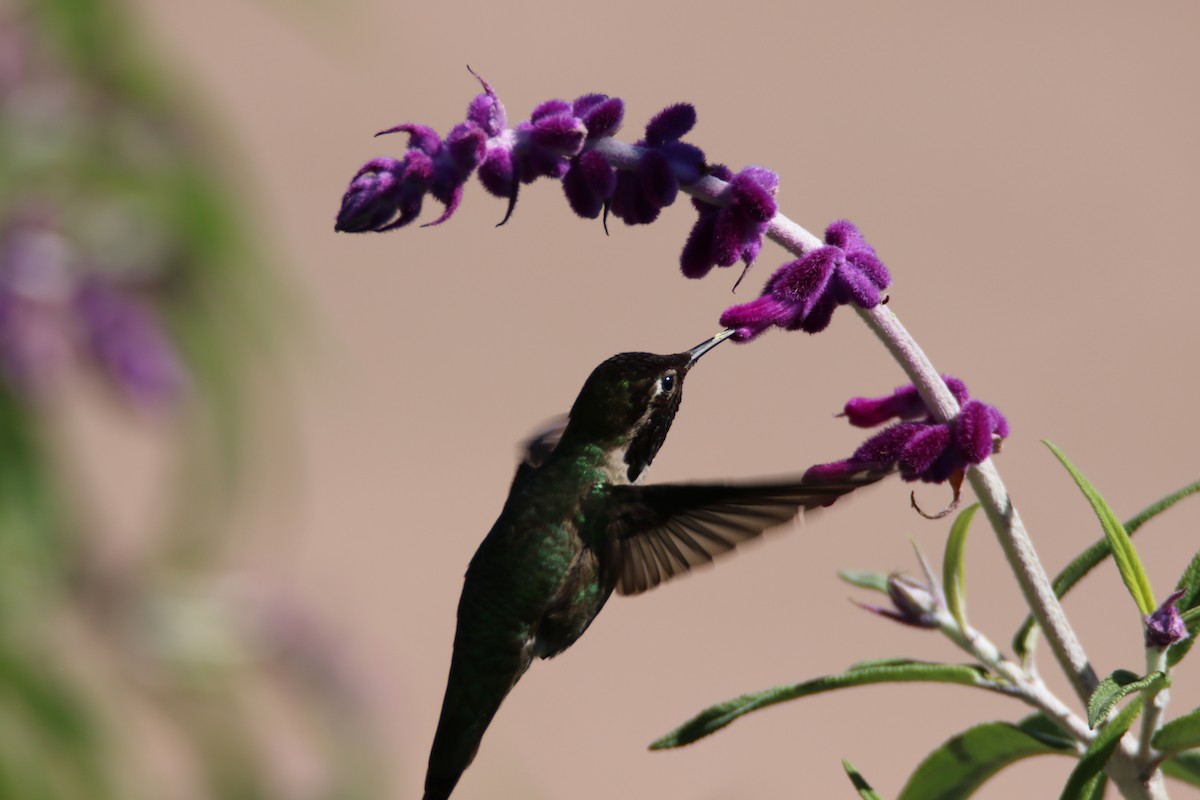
[423,643,531,800]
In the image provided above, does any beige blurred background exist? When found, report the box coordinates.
[90,0,1200,797]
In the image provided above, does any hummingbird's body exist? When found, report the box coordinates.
[423,332,875,799]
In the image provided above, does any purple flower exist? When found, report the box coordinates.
[720,220,890,341]
[606,103,706,227]
[805,381,1009,486]
[74,277,186,409]
[1144,589,1190,649]
[842,377,970,427]
[0,214,73,393]
[680,166,778,279]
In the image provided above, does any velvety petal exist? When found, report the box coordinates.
[802,459,867,483]
[852,422,924,468]
[477,147,515,198]
[770,250,838,315]
[579,96,624,139]
[530,98,572,121]
[836,261,885,308]
[609,172,660,225]
[571,93,608,117]
[374,123,442,155]
[660,141,706,184]
[899,424,951,476]
[847,249,891,290]
[843,385,925,427]
[953,400,995,464]
[530,113,586,156]
[444,123,486,173]
[718,295,792,341]
[680,210,718,278]
[636,150,678,208]
[644,103,696,146]
[465,70,506,135]
[795,289,838,333]
[729,168,779,221]
[334,158,404,233]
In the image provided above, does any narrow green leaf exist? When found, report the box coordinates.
[1087,670,1165,729]
[843,759,886,800]
[1062,697,1143,799]
[897,715,1077,800]
[1153,706,1200,756]
[1013,480,1200,661]
[1163,751,1200,787]
[943,504,981,630]
[650,660,995,749]
[1166,548,1200,667]
[839,570,892,594]
[1044,442,1156,615]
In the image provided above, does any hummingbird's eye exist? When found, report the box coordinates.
[658,373,676,394]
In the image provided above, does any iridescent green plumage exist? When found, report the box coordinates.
[423,331,877,799]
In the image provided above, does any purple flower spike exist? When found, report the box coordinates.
[1145,589,1190,649]
[805,379,1009,487]
[721,219,890,339]
[644,103,697,146]
[74,277,186,409]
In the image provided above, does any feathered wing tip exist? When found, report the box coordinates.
[607,473,887,595]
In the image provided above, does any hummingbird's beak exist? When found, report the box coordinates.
[686,328,736,365]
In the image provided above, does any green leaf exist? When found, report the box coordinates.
[897,715,1077,800]
[943,504,981,630]
[1163,751,1200,787]
[843,759,886,800]
[1062,697,1143,799]
[650,660,996,749]
[1166,548,1200,667]
[1013,480,1200,661]
[839,570,892,594]
[1153,706,1200,756]
[1044,442,1156,615]
[1087,670,1166,729]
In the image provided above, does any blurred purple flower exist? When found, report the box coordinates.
[720,220,890,340]
[74,276,186,409]
[681,166,778,279]
[804,380,1009,486]
[0,215,74,393]
[1144,589,1189,649]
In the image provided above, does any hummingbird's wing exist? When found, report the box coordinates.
[607,477,878,595]
[509,415,570,487]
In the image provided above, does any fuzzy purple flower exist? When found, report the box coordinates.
[607,104,706,226]
[1144,589,1190,649]
[804,380,1009,486]
[842,377,970,428]
[720,220,890,340]
[680,166,778,279]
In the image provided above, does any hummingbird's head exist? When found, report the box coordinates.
[563,329,734,482]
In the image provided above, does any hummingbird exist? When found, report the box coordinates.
[423,329,879,799]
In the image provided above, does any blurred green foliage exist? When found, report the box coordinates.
[0,1,379,797]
